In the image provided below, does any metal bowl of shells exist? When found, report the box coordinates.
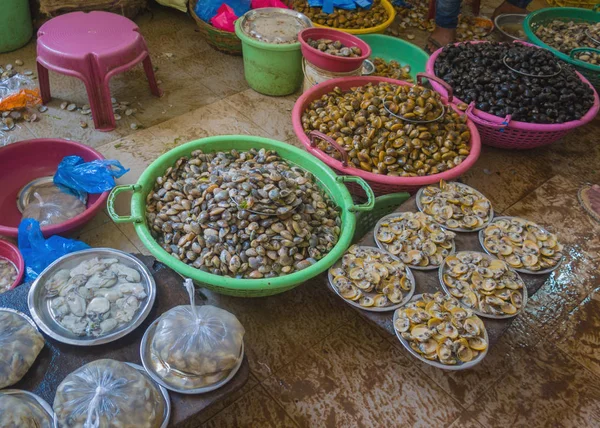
[438,251,527,319]
[374,211,456,270]
[0,389,55,427]
[393,292,489,370]
[416,180,494,232]
[28,248,156,346]
[327,245,415,311]
[478,216,564,274]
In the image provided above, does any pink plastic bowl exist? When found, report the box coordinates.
[292,75,482,195]
[0,139,108,238]
[299,28,372,73]
[0,239,25,290]
[426,40,600,149]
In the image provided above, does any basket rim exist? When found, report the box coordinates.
[189,0,240,36]
[291,75,482,187]
[425,40,600,131]
[523,7,600,73]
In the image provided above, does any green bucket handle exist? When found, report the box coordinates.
[570,47,600,61]
[107,184,144,224]
[336,176,375,212]
[594,3,599,12]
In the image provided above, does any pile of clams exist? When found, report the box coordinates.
[440,251,525,317]
[394,291,488,366]
[146,149,341,279]
[0,258,18,294]
[535,20,600,66]
[307,38,362,57]
[45,257,147,337]
[329,245,414,309]
[481,217,563,272]
[375,211,456,269]
[370,58,413,82]
[301,82,472,177]
[293,0,389,30]
[418,180,493,231]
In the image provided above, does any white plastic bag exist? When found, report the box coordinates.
[151,279,244,388]
[0,311,45,389]
[53,359,165,428]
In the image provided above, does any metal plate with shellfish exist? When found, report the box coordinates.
[438,251,528,319]
[327,245,415,312]
[28,248,156,346]
[0,389,55,427]
[374,211,456,271]
[393,292,489,370]
[416,180,494,232]
[478,216,564,275]
[125,362,171,428]
[140,319,245,395]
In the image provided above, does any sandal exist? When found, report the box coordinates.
[424,36,444,55]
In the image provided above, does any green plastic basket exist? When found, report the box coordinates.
[524,6,600,88]
[107,135,374,297]
[357,34,429,81]
[352,193,410,243]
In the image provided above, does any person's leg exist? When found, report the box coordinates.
[426,0,461,53]
[492,0,531,19]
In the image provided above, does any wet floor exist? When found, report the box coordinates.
[1,0,599,426]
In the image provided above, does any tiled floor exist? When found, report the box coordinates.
[2,0,600,426]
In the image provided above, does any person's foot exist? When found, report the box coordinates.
[426,27,456,54]
[492,1,528,20]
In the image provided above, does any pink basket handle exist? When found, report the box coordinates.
[466,102,512,131]
[416,72,453,103]
[309,131,349,167]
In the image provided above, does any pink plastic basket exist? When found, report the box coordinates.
[426,40,600,149]
[291,74,482,196]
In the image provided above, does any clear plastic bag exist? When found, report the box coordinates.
[53,359,165,428]
[151,279,244,388]
[0,311,45,389]
[0,394,53,428]
[0,74,41,112]
[22,189,86,227]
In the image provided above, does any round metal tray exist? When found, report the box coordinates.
[327,246,416,313]
[140,318,245,394]
[478,216,564,275]
[125,362,171,428]
[415,182,495,233]
[28,248,156,346]
[392,294,489,370]
[374,212,456,271]
[437,251,528,319]
[1,389,55,427]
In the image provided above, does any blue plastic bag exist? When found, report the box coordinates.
[18,219,90,282]
[308,0,356,10]
[195,0,251,23]
[53,156,129,200]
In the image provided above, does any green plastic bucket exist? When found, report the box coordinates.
[358,34,429,81]
[0,0,33,53]
[234,18,305,96]
[107,135,374,297]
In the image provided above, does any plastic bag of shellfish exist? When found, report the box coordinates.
[0,74,41,112]
[151,279,245,388]
[53,359,166,428]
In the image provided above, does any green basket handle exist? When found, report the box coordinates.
[570,47,600,61]
[336,176,375,212]
[593,3,599,12]
[107,184,144,224]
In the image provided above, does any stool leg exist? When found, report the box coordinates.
[472,0,480,15]
[37,62,51,104]
[142,55,163,97]
[83,78,116,132]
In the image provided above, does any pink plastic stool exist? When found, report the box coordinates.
[36,11,162,132]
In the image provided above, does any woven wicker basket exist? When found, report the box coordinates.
[39,0,146,17]
[190,0,242,55]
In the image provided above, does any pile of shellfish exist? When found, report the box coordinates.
[307,38,362,57]
[370,58,413,82]
[301,82,471,177]
[394,292,488,365]
[418,180,493,231]
[45,257,147,337]
[534,20,600,66]
[375,211,455,269]
[481,217,563,272]
[146,149,341,279]
[292,0,389,30]
[0,258,18,294]
[329,245,414,308]
[441,251,525,317]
